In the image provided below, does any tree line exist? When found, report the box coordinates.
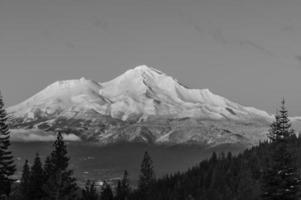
[127,100,301,200]
[0,92,301,199]
[13,134,155,200]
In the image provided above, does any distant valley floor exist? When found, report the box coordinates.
[11,142,246,186]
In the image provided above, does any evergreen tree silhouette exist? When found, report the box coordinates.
[29,154,45,200]
[82,180,99,200]
[100,182,113,200]
[262,99,301,200]
[43,132,78,200]
[19,160,31,200]
[0,94,16,197]
[115,170,131,200]
[138,151,155,198]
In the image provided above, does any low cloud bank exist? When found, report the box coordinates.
[10,129,81,142]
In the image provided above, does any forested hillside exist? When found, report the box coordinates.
[128,137,300,200]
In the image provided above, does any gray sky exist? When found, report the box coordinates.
[1,0,301,115]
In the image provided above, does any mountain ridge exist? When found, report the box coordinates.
[8,65,273,122]
[7,65,285,145]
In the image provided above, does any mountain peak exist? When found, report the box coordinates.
[7,65,276,144]
[8,65,273,125]
[133,65,152,71]
[101,65,179,100]
[120,65,166,80]
[132,65,164,75]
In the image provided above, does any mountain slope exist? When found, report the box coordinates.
[7,65,275,145]
[100,65,272,122]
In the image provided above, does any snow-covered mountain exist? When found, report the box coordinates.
[8,65,277,145]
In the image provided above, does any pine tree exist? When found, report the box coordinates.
[115,181,122,200]
[19,160,31,200]
[115,170,131,200]
[0,94,16,197]
[236,166,259,200]
[44,156,53,179]
[29,154,45,200]
[138,152,155,197]
[82,180,99,200]
[262,99,300,200]
[100,182,113,200]
[43,132,78,200]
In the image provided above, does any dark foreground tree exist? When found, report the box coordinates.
[115,170,131,200]
[19,160,31,200]
[0,94,16,197]
[29,154,45,200]
[43,132,78,200]
[138,152,155,198]
[100,182,113,200]
[262,99,301,200]
[82,180,99,200]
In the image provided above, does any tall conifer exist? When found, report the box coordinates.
[115,170,131,200]
[29,154,45,200]
[43,132,78,200]
[138,151,155,198]
[100,182,113,200]
[0,94,16,197]
[262,100,300,200]
[19,160,31,200]
[82,180,99,200]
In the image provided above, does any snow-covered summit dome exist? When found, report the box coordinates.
[8,65,273,122]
